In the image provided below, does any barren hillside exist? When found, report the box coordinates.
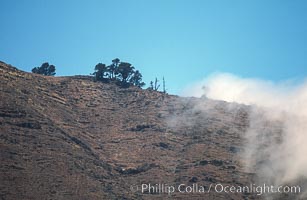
[0,61,295,199]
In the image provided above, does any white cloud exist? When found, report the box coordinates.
[182,73,307,195]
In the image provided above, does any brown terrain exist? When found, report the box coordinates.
[0,61,297,200]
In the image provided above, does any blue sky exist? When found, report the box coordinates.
[1,0,307,94]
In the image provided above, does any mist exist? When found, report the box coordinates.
[182,73,307,197]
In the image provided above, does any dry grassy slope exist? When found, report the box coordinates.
[1,61,261,200]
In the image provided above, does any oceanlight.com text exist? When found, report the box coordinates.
[130,183,301,196]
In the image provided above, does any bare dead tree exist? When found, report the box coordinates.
[162,76,166,93]
[154,77,160,91]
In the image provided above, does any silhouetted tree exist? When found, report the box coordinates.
[92,58,145,88]
[107,58,120,79]
[32,62,56,76]
[130,70,145,88]
[117,62,135,84]
[93,63,108,82]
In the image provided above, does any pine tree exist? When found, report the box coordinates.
[32,62,56,76]
[93,63,108,82]
[130,70,145,88]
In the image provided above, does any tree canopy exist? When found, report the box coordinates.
[32,62,56,76]
[93,63,108,82]
[93,58,145,88]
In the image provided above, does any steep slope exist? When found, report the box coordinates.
[0,61,291,199]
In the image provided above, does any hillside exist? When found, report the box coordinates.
[0,61,295,199]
